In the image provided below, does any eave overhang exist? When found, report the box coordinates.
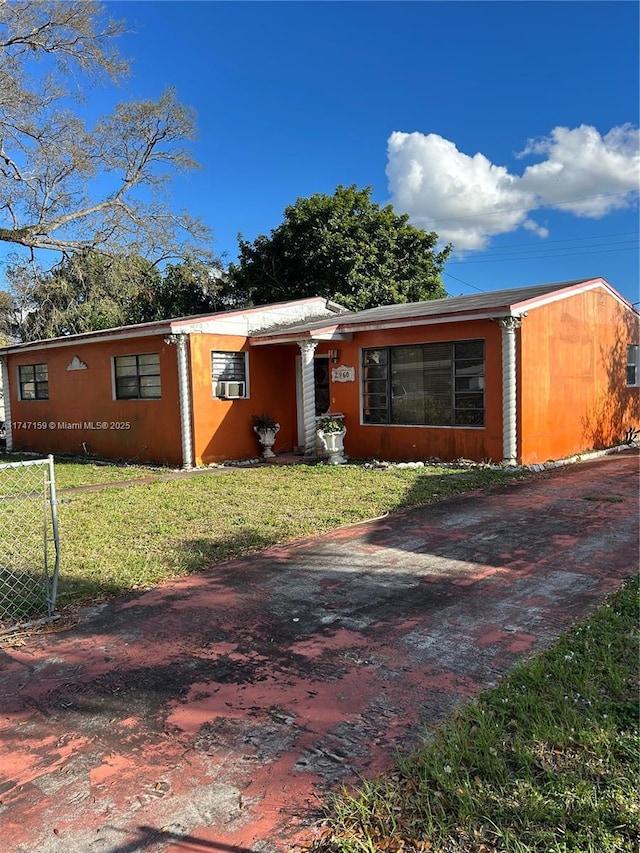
[249,309,513,346]
[250,326,354,346]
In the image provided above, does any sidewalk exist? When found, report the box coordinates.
[0,450,638,853]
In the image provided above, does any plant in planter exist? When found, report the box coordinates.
[252,413,280,458]
[316,416,344,433]
[316,415,347,465]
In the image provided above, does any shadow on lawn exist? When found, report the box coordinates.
[0,452,637,852]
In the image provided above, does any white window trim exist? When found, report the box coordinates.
[359,340,486,428]
[17,362,49,401]
[211,350,250,399]
[111,352,162,401]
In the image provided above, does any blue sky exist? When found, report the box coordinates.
[6,1,640,305]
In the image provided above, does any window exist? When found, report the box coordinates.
[19,363,49,400]
[627,345,639,387]
[212,351,248,398]
[362,340,485,427]
[114,353,161,399]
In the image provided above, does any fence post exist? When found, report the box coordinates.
[46,454,61,615]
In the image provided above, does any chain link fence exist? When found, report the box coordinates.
[0,456,60,626]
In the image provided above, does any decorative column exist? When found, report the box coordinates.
[166,334,194,470]
[0,355,12,452]
[298,339,318,457]
[498,316,522,466]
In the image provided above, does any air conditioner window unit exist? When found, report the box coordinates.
[219,380,245,399]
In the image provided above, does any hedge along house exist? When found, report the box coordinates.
[0,278,638,468]
[249,277,639,466]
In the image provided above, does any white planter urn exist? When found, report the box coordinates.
[317,427,347,465]
[254,424,280,458]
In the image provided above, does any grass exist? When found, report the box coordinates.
[0,453,156,488]
[311,575,639,853]
[0,454,525,612]
[2,455,637,849]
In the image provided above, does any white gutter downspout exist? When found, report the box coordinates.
[0,355,12,452]
[498,316,523,466]
[166,334,194,470]
[298,339,318,457]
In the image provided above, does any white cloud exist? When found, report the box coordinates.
[386,125,639,251]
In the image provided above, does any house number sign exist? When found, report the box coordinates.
[331,366,356,383]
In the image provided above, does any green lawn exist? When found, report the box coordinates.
[313,576,639,853]
[0,454,155,489]
[52,460,522,608]
[0,454,525,610]
[2,455,637,850]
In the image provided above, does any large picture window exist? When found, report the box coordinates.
[362,340,485,427]
[212,351,248,398]
[19,363,49,400]
[114,353,161,399]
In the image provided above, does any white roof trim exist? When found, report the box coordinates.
[251,311,518,344]
[334,310,514,333]
[512,278,637,314]
[249,310,514,343]
[0,325,172,355]
[0,296,349,355]
[251,331,354,346]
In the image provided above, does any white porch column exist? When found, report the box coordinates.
[298,339,318,457]
[166,334,194,470]
[0,355,12,452]
[498,316,522,466]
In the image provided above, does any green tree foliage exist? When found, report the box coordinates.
[0,1,212,265]
[1,253,232,342]
[5,252,160,341]
[229,185,451,310]
[0,290,17,345]
[130,260,229,323]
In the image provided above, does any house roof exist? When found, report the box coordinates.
[249,277,636,344]
[0,296,346,355]
[1,277,635,356]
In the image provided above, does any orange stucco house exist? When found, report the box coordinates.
[1,278,638,468]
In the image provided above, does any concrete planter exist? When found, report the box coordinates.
[317,427,347,465]
[254,424,280,458]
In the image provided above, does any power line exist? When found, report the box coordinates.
[454,231,638,255]
[448,244,638,265]
[443,271,486,293]
[451,230,638,256]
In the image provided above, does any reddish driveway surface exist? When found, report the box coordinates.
[1,450,638,853]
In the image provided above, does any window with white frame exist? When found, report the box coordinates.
[362,340,485,427]
[627,345,640,387]
[211,351,248,398]
[19,363,49,400]
[114,353,161,399]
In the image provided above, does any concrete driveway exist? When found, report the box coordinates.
[1,450,638,853]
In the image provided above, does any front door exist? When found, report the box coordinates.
[313,357,330,415]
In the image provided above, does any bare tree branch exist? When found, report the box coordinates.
[0,1,213,267]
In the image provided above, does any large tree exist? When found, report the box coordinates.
[2,252,233,342]
[0,289,15,344]
[0,1,212,266]
[5,252,162,341]
[229,185,451,311]
[130,259,230,323]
